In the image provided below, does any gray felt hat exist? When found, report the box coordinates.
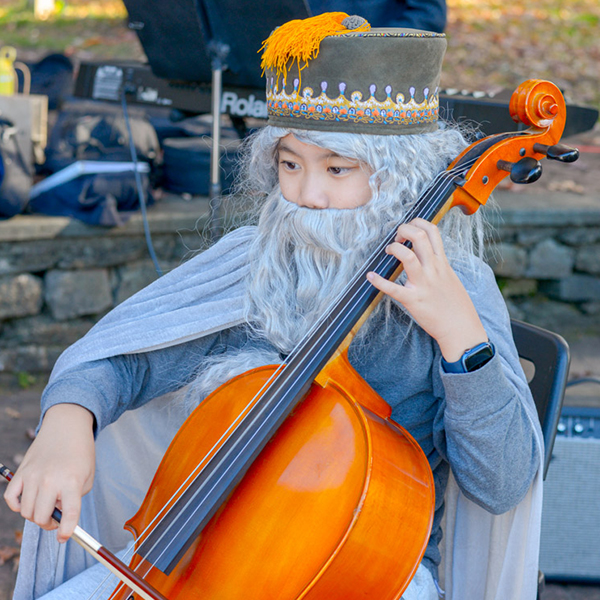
[261,13,446,135]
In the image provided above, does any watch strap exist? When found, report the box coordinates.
[441,341,496,374]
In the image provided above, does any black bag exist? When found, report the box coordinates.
[0,116,32,218]
[43,101,160,174]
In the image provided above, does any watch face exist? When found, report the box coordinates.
[464,343,495,372]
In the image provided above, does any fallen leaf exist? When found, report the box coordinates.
[4,407,21,419]
[0,546,19,566]
[14,530,23,545]
[81,35,103,48]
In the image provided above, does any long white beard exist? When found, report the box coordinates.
[182,186,413,409]
[182,126,485,408]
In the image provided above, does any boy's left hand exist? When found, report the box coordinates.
[366,218,488,363]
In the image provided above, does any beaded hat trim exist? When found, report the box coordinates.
[266,77,439,128]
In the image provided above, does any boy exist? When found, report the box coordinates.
[5,12,542,600]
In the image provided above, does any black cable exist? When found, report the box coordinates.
[120,87,163,277]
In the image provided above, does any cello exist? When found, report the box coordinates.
[2,80,579,600]
[103,79,577,600]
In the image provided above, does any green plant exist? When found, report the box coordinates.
[16,371,37,389]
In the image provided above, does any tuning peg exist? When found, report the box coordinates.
[533,142,580,163]
[497,157,543,184]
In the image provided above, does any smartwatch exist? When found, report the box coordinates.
[441,341,495,374]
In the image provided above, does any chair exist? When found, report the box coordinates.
[440,319,569,599]
[510,319,570,480]
[510,319,570,599]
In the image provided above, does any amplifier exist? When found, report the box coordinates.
[74,61,268,119]
[539,406,600,582]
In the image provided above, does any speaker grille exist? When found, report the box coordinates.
[540,407,600,582]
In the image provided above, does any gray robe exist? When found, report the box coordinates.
[14,226,544,600]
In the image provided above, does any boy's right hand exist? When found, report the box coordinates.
[3,403,96,543]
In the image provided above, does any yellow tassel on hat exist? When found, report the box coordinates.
[260,12,371,84]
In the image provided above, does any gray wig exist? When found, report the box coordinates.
[235,124,492,354]
[184,124,493,405]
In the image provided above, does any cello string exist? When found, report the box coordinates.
[111,155,480,585]
[126,156,477,576]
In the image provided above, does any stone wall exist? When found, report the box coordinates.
[0,190,598,375]
[0,196,210,374]
[488,191,600,337]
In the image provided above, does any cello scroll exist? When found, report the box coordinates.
[449,79,579,214]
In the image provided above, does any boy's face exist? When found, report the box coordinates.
[277,134,373,210]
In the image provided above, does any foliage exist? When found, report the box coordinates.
[0,0,140,58]
[0,0,127,21]
[16,371,36,389]
[443,0,600,111]
[0,0,597,111]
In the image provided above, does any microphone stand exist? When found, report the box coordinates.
[194,0,230,243]
[207,39,230,243]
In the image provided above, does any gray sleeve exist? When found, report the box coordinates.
[39,329,235,434]
[434,261,542,515]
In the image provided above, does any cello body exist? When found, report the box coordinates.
[110,352,434,600]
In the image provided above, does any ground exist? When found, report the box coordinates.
[0,380,46,600]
